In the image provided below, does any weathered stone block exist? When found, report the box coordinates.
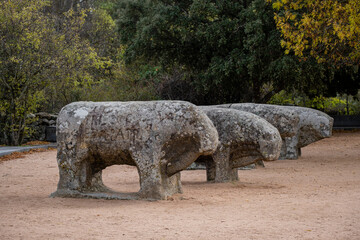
[216,103,333,159]
[281,106,333,159]
[216,103,299,160]
[196,107,282,182]
[51,101,219,200]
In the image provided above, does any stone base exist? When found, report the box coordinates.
[51,189,151,201]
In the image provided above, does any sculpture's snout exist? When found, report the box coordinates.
[320,117,333,138]
[259,131,282,161]
[197,117,219,156]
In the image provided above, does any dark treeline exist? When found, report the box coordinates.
[0,0,359,145]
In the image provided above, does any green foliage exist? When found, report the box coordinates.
[78,62,159,102]
[95,0,119,16]
[42,5,159,111]
[0,0,53,145]
[2,0,358,144]
[268,90,360,115]
[267,90,295,105]
[0,0,110,145]
[114,0,329,104]
[42,7,115,113]
[269,0,360,67]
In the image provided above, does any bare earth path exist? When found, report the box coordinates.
[1,131,360,240]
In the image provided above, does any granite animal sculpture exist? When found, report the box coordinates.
[195,107,282,182]
[216,103,332,159]
[282,106,333,159]
[216,103,299,160]
[51,101,219,200]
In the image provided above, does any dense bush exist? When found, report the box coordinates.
[269,90,360,115]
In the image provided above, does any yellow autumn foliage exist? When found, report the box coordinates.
[268,0,360,66]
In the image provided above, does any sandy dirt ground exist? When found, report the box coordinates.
[0,131,360,240]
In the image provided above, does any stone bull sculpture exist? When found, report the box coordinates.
[216,103,300,160]
[282,106,333,159]
[195,107,282,182]
[217,103,333,159]
[51,101,219,200]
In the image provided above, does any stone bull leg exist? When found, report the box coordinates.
[281,136,299,160]
[51,101,219,200]
[215,103,300,160]
[197,107,282,183]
